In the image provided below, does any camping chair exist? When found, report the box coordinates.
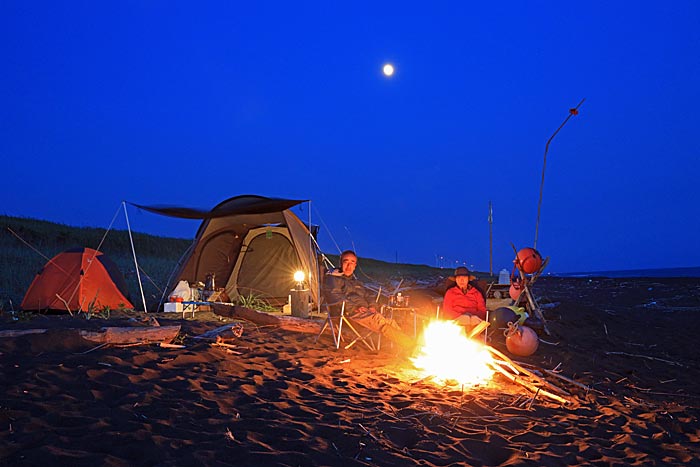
[315,300,378,351]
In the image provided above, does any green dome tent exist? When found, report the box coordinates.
[133,195,319,309]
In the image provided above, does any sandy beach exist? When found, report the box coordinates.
[1,276,699,466]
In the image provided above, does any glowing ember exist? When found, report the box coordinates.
[411,320,494,386]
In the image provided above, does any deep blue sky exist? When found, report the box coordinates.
[2,2,699,274]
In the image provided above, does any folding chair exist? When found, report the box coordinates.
[315,300,378,351]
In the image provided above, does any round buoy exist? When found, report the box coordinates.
[509,279,523,301]
[489,307,518,328]
[516,248,543,274]
[505,324,539,356]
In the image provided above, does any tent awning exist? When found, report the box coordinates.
[129,195,307,220]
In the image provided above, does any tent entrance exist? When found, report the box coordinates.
[227,226,301,303]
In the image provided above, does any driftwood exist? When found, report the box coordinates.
[193,323,244,340]
[79,326,181,345]
[0,326,180,346]
[193,324,240,339]
[488,360,570,405]
[159,342,186,349]
[483,345,576,405]
[0,329,48,338]
[603,351,688,368]
[211,303,322,334]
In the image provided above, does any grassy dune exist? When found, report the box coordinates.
[1,215,191,311]
[1,215,457,312]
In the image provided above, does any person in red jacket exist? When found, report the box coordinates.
[443,267,487,331]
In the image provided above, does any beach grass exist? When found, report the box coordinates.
[1,215,191,310]
[1,215,458,312]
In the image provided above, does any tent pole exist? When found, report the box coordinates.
[309,200,320,313]
[488,201,493,276]
[123,201,148,313]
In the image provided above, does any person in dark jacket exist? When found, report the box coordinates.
[324,250,414,350]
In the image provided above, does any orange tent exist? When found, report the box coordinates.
[21,247,133,312]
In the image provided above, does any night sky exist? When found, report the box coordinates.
[2,2,699,274]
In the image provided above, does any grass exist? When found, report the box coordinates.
[1,215,191,312]
[1,214,477,313]
[235,293,280,313]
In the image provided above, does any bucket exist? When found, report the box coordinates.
[498,269,510,284]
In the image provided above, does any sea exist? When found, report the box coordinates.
[553,266,700,279]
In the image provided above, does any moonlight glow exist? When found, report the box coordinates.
[382,63,394,76]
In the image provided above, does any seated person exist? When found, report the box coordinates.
[324,250,414,350]
[443,267,488,331]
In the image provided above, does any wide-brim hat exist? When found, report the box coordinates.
[449,266,476,281]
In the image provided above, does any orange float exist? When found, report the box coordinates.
[509,279,523,301]
[515,247,543,274]
[505,324,539,356]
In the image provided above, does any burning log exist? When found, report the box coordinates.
[487,359,571,405]
[485,346,572,397]
[481,344,575,405]
[412,320,577,406]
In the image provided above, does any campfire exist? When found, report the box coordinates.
[411,320,494,386]
[409,320,577,406]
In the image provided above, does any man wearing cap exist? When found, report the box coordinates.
[324,250,414,350]
[443,266,487,330]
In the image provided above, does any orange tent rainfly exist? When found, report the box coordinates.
[21,247,134,312]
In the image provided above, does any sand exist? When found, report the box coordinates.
[1,276,699,466]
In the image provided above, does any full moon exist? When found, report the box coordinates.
[382,63,395,77]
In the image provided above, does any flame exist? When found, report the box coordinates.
[411,320,495,386]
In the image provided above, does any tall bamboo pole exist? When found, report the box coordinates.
[534,99,585,249]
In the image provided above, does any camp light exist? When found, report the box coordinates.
[290,270,309,318]
[293,270,306,289]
